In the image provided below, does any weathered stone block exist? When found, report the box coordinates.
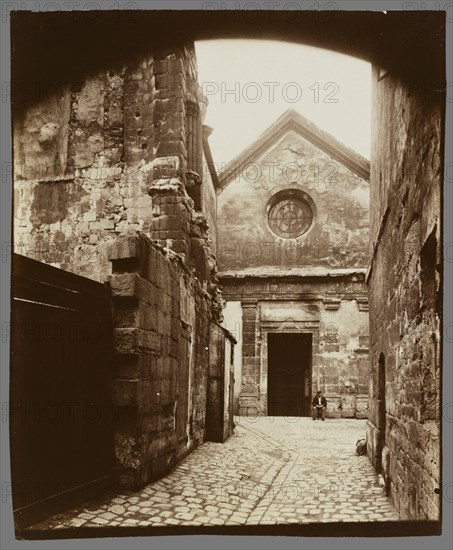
[324,343,340,352]
[170,316,179,340]
[137,380,161,413]
[150,155,181,180]
[242,344,256,356]
[155,73,184,90]
[154,97,185,116]
[109,272,139,297]
[356,394,369,419]
[114,433,146,472]
[341,394,357,418]
[83,211,96,222]
[107,236,139,261]
[242,332,256,346]
[325,395,342,418]
[74,132,104,169]
[113,328,162,355]
[139,303,158,332]
[141,413,160,434]
[167,58,184,75]
[116,354,140,379]
[153,59,168,75]
[169,339,178,359]
[157,310,171,334]
[100,218,115,230]
[113,379,138,407]
[113,301,138,327]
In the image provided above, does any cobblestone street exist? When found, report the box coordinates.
[31,418,398,532]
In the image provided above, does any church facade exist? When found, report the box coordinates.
[216,110,371,418]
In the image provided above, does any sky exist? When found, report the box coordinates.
[195,39,372,167]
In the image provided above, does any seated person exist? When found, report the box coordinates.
[312,390,327,421]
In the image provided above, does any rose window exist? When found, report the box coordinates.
[268,194,313,238]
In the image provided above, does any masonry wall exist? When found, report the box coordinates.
[367,67,442,520]
[221,276,369,417]
[14,57,155,282]
[108,232,225,488]
[216,130,369,272]
[13,44,217,286]
[12,35,229,492]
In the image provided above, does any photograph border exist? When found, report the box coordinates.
[1,1,452,549]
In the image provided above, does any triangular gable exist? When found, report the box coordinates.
[217,109,370,191]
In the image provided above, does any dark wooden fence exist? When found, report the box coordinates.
[10,254,115,529]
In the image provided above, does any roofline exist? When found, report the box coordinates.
[218,267,368,280]
[202,125,219,190]
[217,109,370,191]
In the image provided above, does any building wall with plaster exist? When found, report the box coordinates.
[216,125,369,272]
[221,276,369,417]
[217,113,371,418]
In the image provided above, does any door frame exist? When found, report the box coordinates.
[259,320,320,416]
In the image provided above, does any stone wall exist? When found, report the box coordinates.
[12,36,228,493]
[14,57,155,282]
[221,275,369,417]
[13,43,220,296]
[108,232,232,489]
[217,129,369,272]
[146,46,221,311]
[367,67,442,520]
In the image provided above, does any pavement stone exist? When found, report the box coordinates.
[31,418,398,530]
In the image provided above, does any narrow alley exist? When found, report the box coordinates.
[9,10,444,538]
[32,418,397,531]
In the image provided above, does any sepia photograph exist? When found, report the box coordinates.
[1,1,451,546]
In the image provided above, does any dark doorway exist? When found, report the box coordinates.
[267,333,312,416]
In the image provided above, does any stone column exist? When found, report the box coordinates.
[238,300,261,415]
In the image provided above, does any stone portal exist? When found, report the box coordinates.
[267,332,312,417]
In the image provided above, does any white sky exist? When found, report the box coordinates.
[195,40,372,167]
